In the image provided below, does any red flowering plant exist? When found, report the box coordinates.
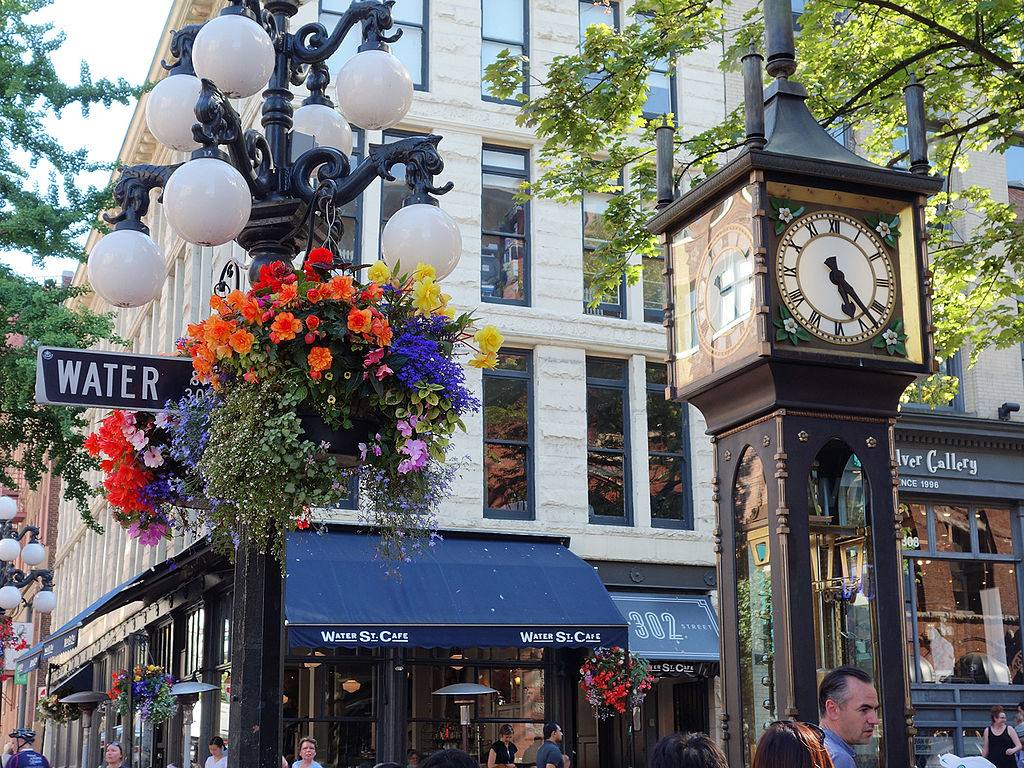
[155,249,504,564]
[0,615,28,653]
[579,647,654,719]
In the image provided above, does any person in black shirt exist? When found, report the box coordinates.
[488,725,516,768]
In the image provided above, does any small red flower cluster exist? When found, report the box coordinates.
[579,647,654,719]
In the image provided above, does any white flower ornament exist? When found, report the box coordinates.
[883,328,899,346]
[876,221,891,238]
[783,317,799,334]
[778,207,794,223]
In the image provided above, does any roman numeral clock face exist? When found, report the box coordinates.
[776,210,896,344]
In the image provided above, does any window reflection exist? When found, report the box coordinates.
[933,505,971,552]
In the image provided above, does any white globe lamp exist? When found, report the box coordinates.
[292,104,353,156]
[193,14,275,99]
[0,539,20,563]
[335,49,413,130]
[33,591,57,615]
[0,496,16,522]
[382,204,462,281]
[20,542,45,567]
[88,230,166,308]
[145,74,203,152]
[163,158,252,247]
[0,586,21,611]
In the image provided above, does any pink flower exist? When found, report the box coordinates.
[397,420,413,438]
[374,364,392,381]
[129,430,149,451]
[142,447,164,468]
[364,348,386,367]
[397,439,429,473]
[155,411,172,429]
[127,521,167,546]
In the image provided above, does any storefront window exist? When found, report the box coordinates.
[408,648,546,762]
[910,558,1019,684]
[913,728,956,767]
[977,506,1013,555]
[934,505,971,552]
[901,503,930,551]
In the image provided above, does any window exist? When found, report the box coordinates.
[587,358,630,524]
[482,0,527,101]
[322,0,427,90]
[646,363,691,528]
[643,254,665,323]
[902,352,963,411]
[583,189,624,317]
[480,147,529,303]
[579,2,675,119]
[902,502,1021,685]
[483,351,532,519]
[1006,136,1024,188]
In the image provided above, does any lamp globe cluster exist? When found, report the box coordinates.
[87,1,461,311]
[0,496,56,614]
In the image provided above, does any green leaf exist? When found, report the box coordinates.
[776,328,790,341]
[796,327,812,341]
[774,221,786,235]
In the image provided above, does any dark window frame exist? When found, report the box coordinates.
[582,184,626,319]
[481,0,529,104]
[483,349,534,521]
[646,362,692,529]
[642,253,666,324]
[480,145,530,306]
[586,357,632,526]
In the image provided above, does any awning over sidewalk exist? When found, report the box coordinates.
[286,530,629,650]
[16,539,220,675]
[609,592,719,661]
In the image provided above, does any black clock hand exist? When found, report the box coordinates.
[824,257,856,317]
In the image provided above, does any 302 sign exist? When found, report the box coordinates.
[625,610,710,640]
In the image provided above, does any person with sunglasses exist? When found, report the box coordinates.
[99,742,123,768]
[818,666,880,768]
[753,721,833,768]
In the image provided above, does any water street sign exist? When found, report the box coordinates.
[35,346,207,412]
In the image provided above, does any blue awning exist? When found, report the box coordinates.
[610,592,719,661]
[286,530,629,650]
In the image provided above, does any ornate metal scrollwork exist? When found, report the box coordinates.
[103,164,183,233]
[368,135,455,201]
[161,25,202,75]
[214,258,246,297]
[291,1,402,64]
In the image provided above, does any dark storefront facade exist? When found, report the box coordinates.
[29,529,716,768]
[896,413,1024,766]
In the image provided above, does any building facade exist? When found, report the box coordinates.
[10,2,1024,768]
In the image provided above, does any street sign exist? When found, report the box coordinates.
[35,346,207,412]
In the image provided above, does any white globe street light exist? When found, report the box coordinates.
[292,103,353,156]
[20,542,45,567]
[164,158,253,247]
[0,586,21,612]
[0,539,20,563]
[33,590,57,614]
[88,230,166,308]
[382,203,463,281]
[193,14,275,98]
[335,49,414,130]
[146,74,203,152]
[0,497,16,522]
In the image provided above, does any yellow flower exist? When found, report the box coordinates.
[344,371,352,379]
[412,276,442,314]
[474,325,504,355]
[327,395,337,405]
[433,292,452,316]
[367,260,391,284]
[468,352,498,369]
[413,262,436,281]
[325,372,334,381]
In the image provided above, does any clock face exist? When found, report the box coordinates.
[776,210,896,344]
[696,224,755,357]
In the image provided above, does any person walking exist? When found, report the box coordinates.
[291,738,322,768]
[204,738,226,768]
[535,724,568,768]
[7,730,50,768]
[649,733,728,768]
[817,666,880,768]
[983,705,1022,768]
[99,743,124,768]
[488,725,517,768]
[753,721,833,768]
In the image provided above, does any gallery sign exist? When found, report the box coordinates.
[894,441,1024,498]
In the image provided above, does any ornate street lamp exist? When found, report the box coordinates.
[80,3,463,767]
[0,496,56,615]
[86,0,461,309]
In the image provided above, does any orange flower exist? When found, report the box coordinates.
[229,329,255,354]
[307,346,332,372]
[347,307,372,334]
[270,312,303,343]
[238,297,262,325]
[275,282,299,306]
[306,314,321,331]
[307,287,323,303]
[361,282,383,302]
[243,369,259,384]
[202,315,235,348]
[324,275,356,302]
[210,295,230,314]
[371,316,392,346]
[224,289,248,312]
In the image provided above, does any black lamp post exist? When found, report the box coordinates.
[80,3,462,768]
[0,496,57,616]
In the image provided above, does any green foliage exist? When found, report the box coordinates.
[1,0,136,264]
[484,0,1024,374]
[0,264,121,528]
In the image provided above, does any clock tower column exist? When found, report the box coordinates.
[648,15,943,768]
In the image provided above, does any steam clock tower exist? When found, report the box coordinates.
[647,4,943,765]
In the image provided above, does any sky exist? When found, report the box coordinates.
[2,0,175,282]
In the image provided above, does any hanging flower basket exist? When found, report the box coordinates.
[109,665,177,724]
[0,615,28,653]
[579,647,655,719]
[36,687,81,725]
[87,253,503,565]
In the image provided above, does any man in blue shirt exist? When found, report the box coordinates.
[7,730,50,768]
[818,666,880,768]
[535,724,568,768]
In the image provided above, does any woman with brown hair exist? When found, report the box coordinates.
[752,721,834,768]
[983,705,1022,768]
